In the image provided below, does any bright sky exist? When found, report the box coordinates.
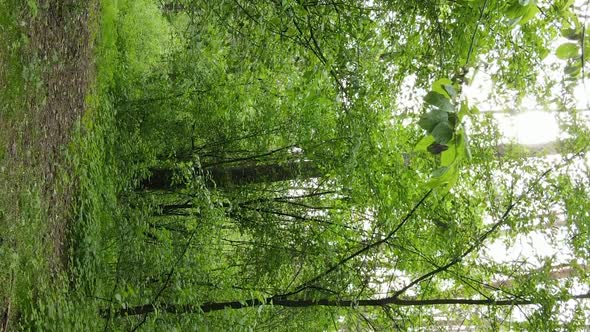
[370,3,590,328]
[467,22,590,324]
[391,4,590,325]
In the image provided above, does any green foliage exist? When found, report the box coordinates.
[424,91,455,112]
[3,0,590,330]
[116,0,173,87]
[505,0,540,25]
[556,42,579,59]
[83,0,590,329]
[415,79,476,192]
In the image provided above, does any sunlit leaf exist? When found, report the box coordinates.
[556,43,579,59]
[506,1,529,20]
[441,144,456,166]
[432,78,453,98]
[441,165,460,193]
[415,135,436,152]
[519,5,539,24]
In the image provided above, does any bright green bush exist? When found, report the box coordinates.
[116,0,172,89]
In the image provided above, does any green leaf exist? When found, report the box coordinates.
[26,0,38,18]
[506,2,529,20]
[427,166,451,188]
[443,84,457,99]
[432,166,449,178]
[564,63,581,77]
[432,78,453,98]
[519,5,539,24]
[418,109,448,132]
[269,17,281,27]
[415,135,436,152]
[458,101,470,120]
[455,132,467,160]
[448,112,459,128]
[561,28,581,41]
[556,43,579,59]
[441,165,460,193]
[558,0,575,10]
[431,122,454,144]
[441,144,456,166]
[424,91,454,112]
[505,1,538,25]
[427,164,460,192]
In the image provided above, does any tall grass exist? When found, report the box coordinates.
[0,0,181,328]
[0,1,56,330]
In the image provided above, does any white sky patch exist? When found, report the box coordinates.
[483,229,574,266]
[463,73,563,146]
[504,111,560,145]
[574,83,590,109]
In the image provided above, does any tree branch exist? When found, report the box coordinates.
[391,151,585,299]
[102,292,590,318]
[276,189,433,299]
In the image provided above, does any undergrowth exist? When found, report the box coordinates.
[24,0,134,329]
[0,1,55,329]
[0,0,178,329]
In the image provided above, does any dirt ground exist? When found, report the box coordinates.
[1,1,98,329]
[29,1,98,265]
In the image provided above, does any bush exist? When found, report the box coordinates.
[116,0,172,92]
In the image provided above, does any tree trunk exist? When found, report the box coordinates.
[100,292,590,318]
[141,160,322,190]
[161,2,186,14]
[491,264,588,289]
[141,141,564,191]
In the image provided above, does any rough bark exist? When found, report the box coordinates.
[161,2,186,14]
[141,160,322,190]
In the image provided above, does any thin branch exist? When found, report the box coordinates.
[202,144,296,168]
[276,189,433,299]
[391,151,585,299]
[129,228,198,331]
[465,0,489,66]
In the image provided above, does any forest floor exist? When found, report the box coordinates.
[0,1,99,330]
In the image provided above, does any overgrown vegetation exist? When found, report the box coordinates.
[2,0,590,330]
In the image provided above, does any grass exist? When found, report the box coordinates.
[0,0,182,328]
[0,1,52,329]
[0,0,123,329]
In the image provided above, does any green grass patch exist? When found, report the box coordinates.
[24,0,124,329]
[0,1,52,330]
[0,0,124,329]
[2,0,178,328]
